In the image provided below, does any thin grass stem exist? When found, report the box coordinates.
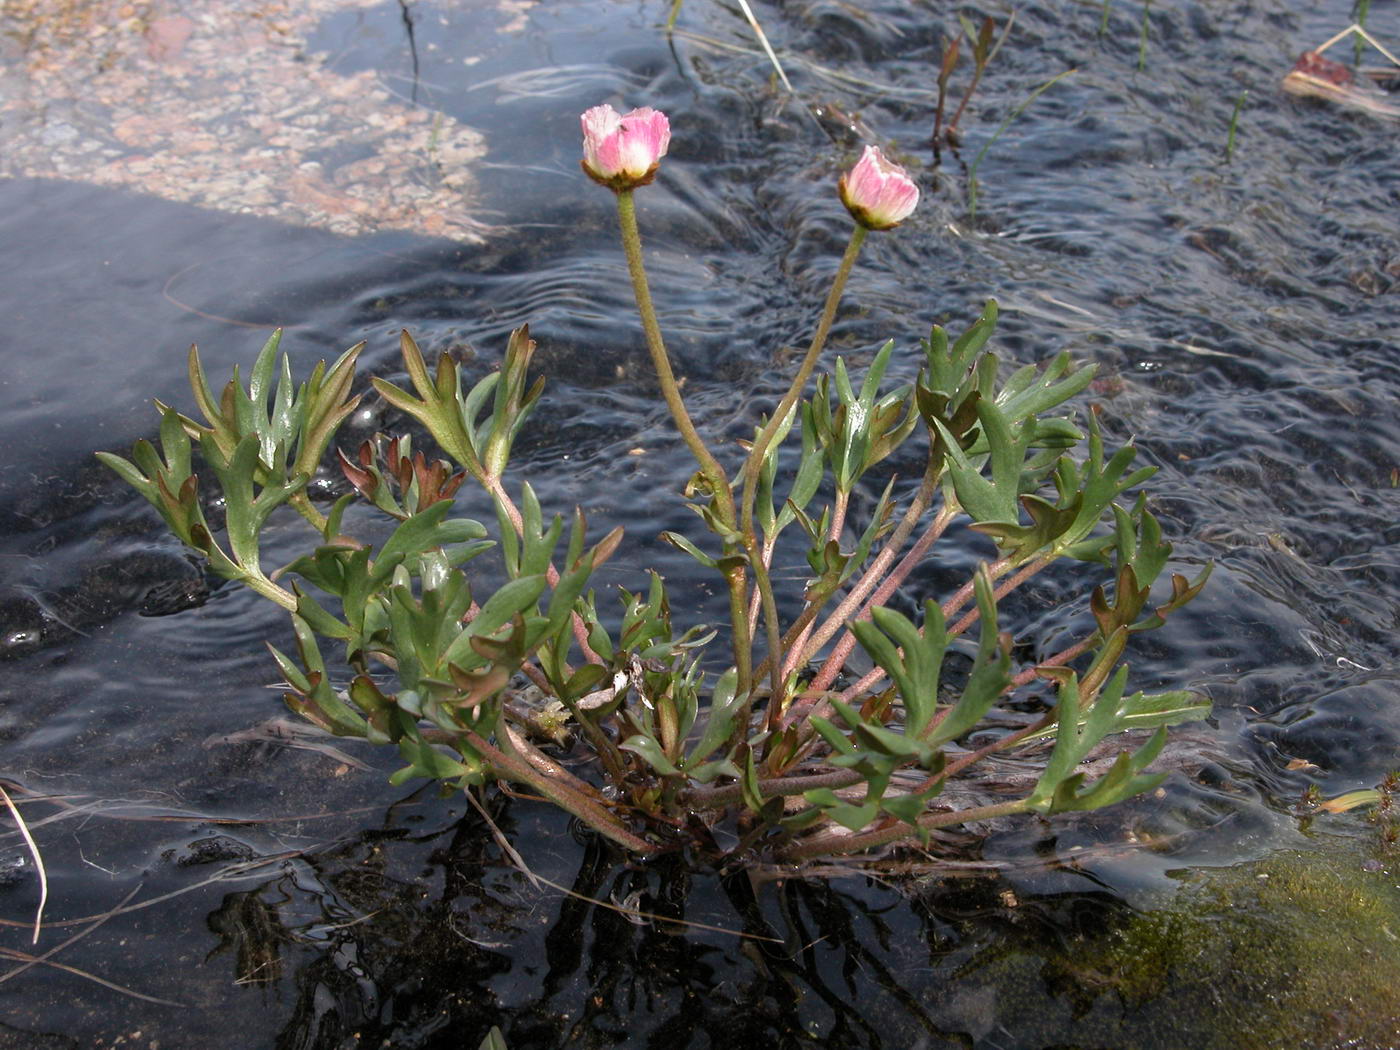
[1355,0,1372,66]
[968,69,1074,221]
[1224,89,1247,162]
[615,188,752,691]
[1,785,47,945]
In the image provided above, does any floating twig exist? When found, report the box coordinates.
[463,787,542,892]
[0,849,317,931]
[736,0,794,95]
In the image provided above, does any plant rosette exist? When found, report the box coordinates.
[102,103,1213,869]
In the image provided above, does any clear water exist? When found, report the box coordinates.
[2,0,1399,1047]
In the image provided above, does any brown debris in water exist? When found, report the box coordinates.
[1281,23,1400,120]
[0,0,517,240]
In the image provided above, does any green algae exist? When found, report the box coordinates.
[961,844,1400,1049]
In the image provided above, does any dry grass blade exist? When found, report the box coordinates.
[463,788,542,892]
[520,868,782,942]
[0,946,184,1006]
[0,886,140,989]
[735,0,794,95]
[0,785,46,944]
[1283,67,1400,118]
[668,28,937,102]
[1282,23,1400,119]
[0,848,318,931]
[1314,22,1400,67]
[0,788,407,837]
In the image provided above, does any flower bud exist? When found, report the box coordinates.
[838,145,919,230]
[580,104,671,191]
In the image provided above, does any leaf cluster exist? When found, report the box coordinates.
[101,300,1211,866]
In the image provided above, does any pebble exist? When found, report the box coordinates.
[0,0,514,241]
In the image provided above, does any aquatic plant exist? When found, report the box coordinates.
[99,105,1210,867]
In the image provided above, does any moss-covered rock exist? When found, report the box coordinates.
[970,845,1400,1049]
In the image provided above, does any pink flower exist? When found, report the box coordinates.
[580,104,671,191]
[838,146,919,230]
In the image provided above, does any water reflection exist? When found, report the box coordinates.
[170,794,1399,1050]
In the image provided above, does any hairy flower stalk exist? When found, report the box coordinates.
[739,147,919,714]
[585,105,754,690]
[797,493,957,698]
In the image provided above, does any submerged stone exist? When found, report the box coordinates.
[963,844,1400,1049]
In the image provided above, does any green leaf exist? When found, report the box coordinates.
[686,756,741,784]
[1024,665,1178,814]
[681,669,744,770]
[561,663,608,702]
[621,733,682,776]
[658,531,718,570]
[803,788,881,832]
[850,599,947,735]
[810,714,858,759]
[374,503,488,586]
[925,300,998,393]
[391,731,473,785]
[293,588,354,641]
[543,559,594,641]
[971,493,1082,562]
[370,330,486,479]
[740,749,766,813]
[995,351,1096,425]
[483,326,540,478]
[925,568,1011,747]
[1117,688,1211,731]
[442,575,548,668]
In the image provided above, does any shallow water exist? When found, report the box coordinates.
[2,0,1399,1047]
